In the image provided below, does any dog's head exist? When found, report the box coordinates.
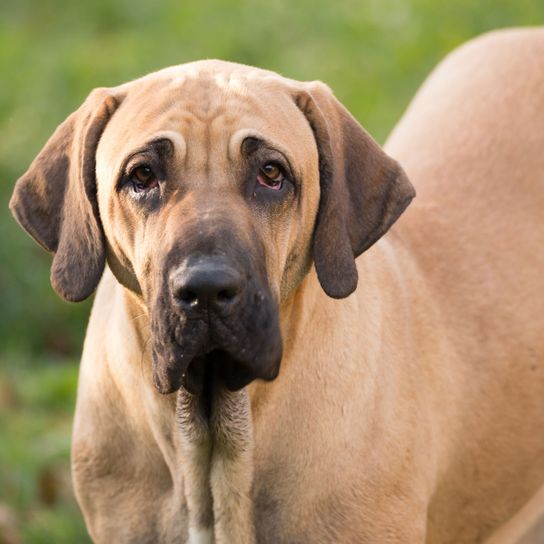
[10,61,414,394]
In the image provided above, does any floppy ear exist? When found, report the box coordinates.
[296,82,415,299]
[9,88,122,302]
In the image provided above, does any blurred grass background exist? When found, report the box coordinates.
[0,0,542,541]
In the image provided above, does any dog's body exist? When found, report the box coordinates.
[384,28,544,542]
[10,28,544,543]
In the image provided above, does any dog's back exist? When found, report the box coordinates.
[386,28,544,543]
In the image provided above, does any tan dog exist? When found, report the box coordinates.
[9,28,544,543]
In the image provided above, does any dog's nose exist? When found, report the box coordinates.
[170,259,244,315]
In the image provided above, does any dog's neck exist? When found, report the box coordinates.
[117,267,323,543]
[176,384,255,543]
[112,241,411,542]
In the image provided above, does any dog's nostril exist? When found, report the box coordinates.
[178,290,199,306]
[217,288,237,302]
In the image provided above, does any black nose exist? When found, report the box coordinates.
[170,259,244,315]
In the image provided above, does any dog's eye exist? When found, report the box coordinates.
[129,165,158,193]
[257,162,285,190]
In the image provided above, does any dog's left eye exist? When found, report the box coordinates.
[257,162,285,190]
[129,165,158,193]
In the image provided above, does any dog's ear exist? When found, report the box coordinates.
[9,88,122,302]
[295,82,415,299]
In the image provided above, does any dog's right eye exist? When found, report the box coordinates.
[129,165,158,193]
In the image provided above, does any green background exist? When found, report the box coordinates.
[0,1,542,541]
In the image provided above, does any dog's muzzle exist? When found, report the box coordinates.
[150,255,283,395]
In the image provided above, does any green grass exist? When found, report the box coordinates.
[0,352,89,541]
[1,0,543,541]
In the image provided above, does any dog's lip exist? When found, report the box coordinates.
[181,354,207,395]
[153,366,185,395]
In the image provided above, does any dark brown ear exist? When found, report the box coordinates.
[9,88,122,302]
[296,82,415,299]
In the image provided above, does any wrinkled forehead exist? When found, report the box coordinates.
[99,62,317,171]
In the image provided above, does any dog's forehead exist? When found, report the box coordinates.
[100,60,316,168]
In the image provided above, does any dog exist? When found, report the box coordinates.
[9,28,544,543]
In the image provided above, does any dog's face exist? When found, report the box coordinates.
[95,64,322,393]
[10,60,414,394]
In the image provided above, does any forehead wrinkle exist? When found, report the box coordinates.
[129,130,186,159]
[182,105,246,184]
[105,69,315,185]
[105,131,187,180]
[158,130,186,162]
[228,128,302,180]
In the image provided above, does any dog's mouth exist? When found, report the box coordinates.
[181,349,256,396]
[151,274,283,396]
[179,350,256,418]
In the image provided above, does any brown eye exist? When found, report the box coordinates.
[130,165,158,193]
[257,162,285,190]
